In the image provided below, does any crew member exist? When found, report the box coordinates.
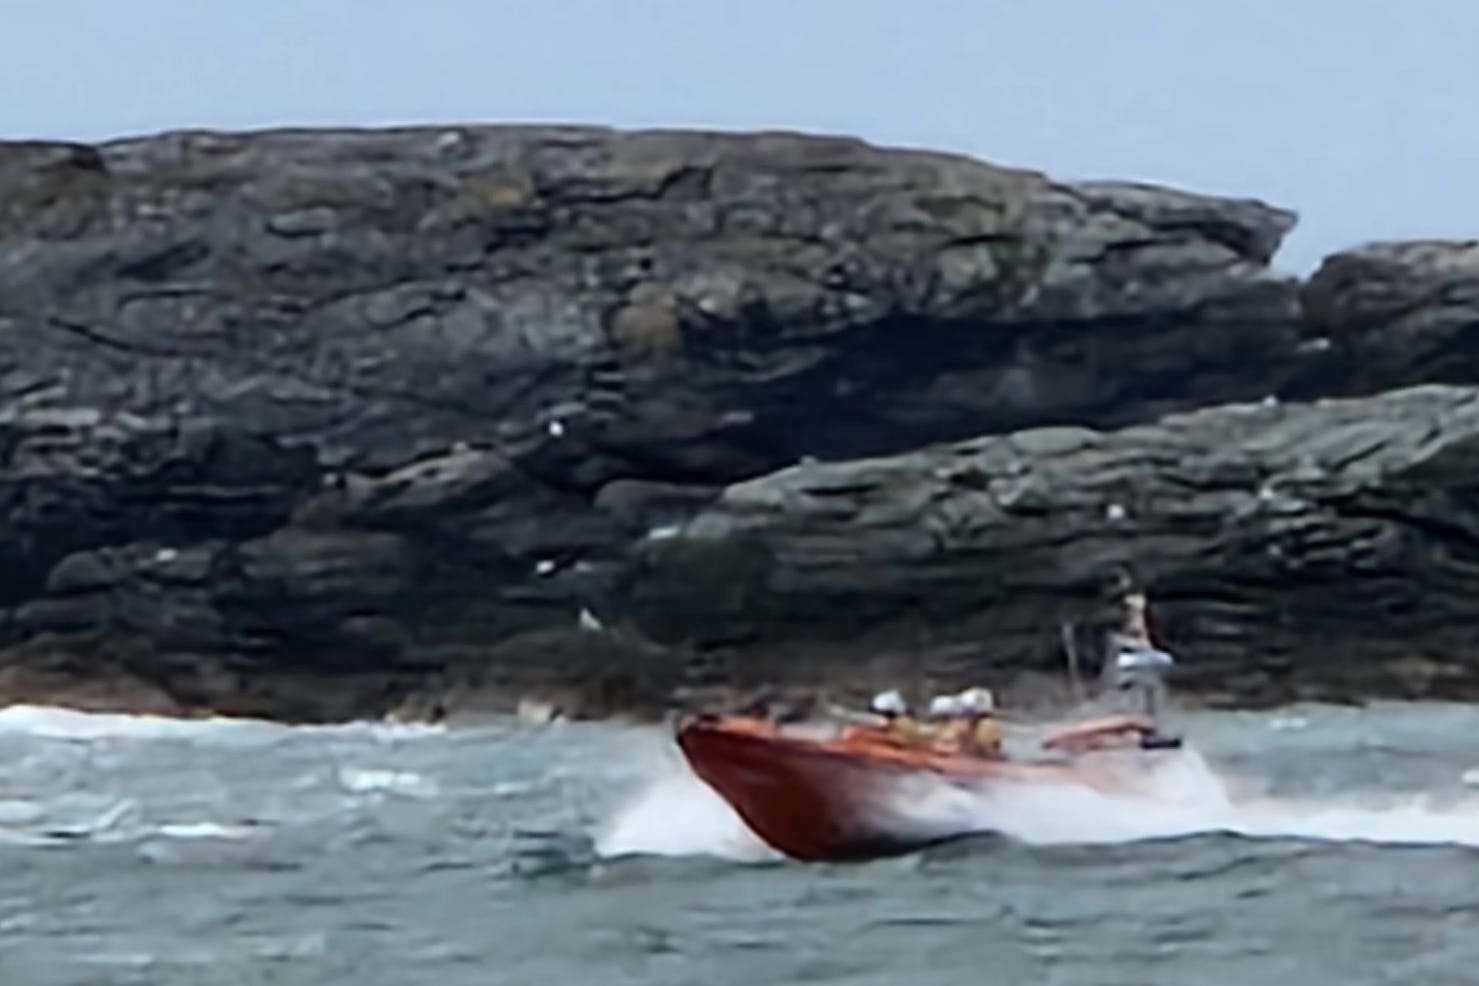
[866,689,924,746]
[959,687,1004,757]
[933,687,1004,758]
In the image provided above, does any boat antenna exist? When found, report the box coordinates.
[1061,620,1086,705]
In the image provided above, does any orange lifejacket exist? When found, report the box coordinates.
[842,715,926,748]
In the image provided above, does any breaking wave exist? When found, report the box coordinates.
[0,703,445,745]
[0,704,448,850]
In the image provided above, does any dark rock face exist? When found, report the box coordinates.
[623,385,1479,707]
[1299,240,1479,396]
[0,126,1304,487]
[0,123,1465,719]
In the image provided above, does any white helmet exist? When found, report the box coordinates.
[928,694,964,718]
[870,689,907,716]
[956,687,996,714]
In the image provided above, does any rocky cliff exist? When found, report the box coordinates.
[0,124,1473,720]
[626,385,1479,709]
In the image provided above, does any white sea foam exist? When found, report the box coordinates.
[594,740,1479,862]
[153,821,259,841]
[335,767,439,799]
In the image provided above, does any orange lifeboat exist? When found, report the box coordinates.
[675,712,1182,863]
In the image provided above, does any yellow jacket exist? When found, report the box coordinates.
[885,716,926,744]
[938,716,1003,756]
[972,716,1003,754]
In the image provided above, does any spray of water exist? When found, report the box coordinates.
[593,763,783,862]
[593,742,1479,861]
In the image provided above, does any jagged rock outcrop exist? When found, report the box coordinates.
[623,385,1479,707]
[0,123,1468,719]
[0,126,1305,487]
[0,124,1320,719]
[1299,240,1479,396]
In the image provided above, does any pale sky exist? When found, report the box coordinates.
[3,0,1476,273]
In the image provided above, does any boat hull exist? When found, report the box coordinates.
[674,716,963,861]
[675,714,1180,862]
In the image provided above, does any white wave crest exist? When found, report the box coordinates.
[0,704,445,745]
[335,767,439,798]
